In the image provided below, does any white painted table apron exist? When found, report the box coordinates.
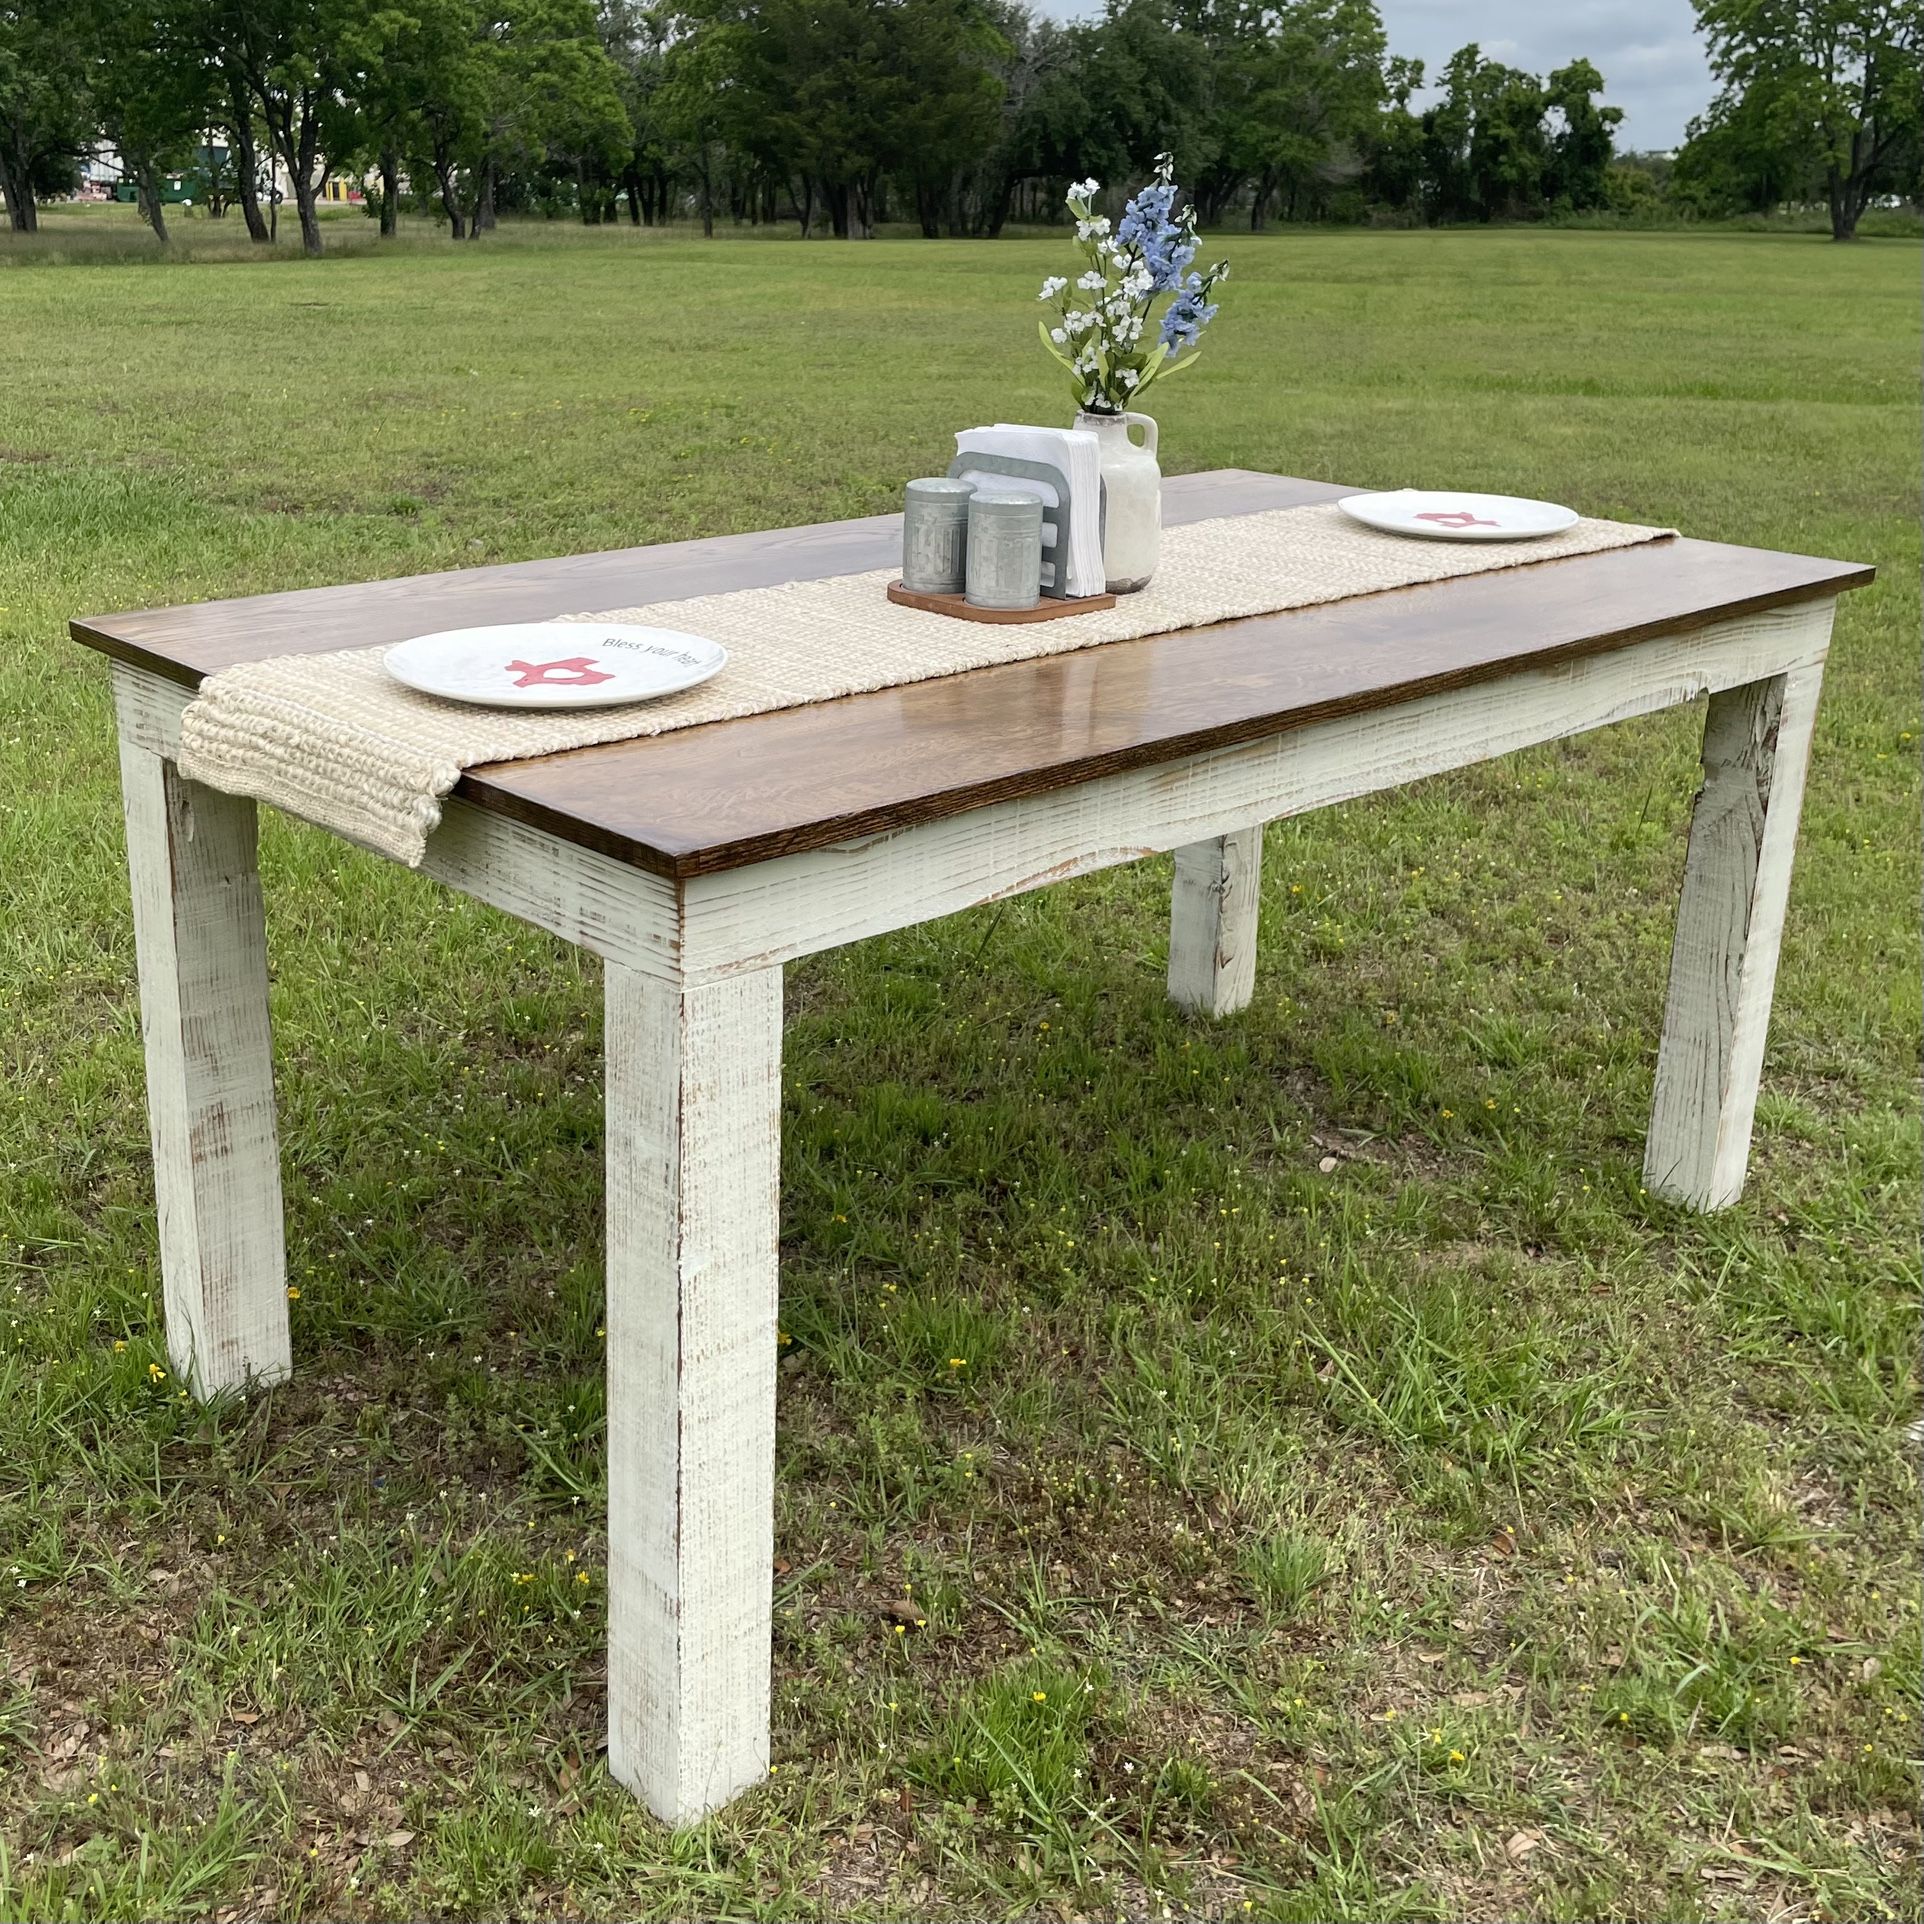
[107,584,1835,1823]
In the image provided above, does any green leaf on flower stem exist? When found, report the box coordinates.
[1037,318,1076,372]
[1131,342,1170,392]
[1152,353,1203,381]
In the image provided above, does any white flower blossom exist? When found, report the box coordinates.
[1037,276,1067,301]
[1075,216,1111,242]
[1050,326,1067,344]
[1120,368,1140,389]
[1069,177,1100,201]
[1075,269,1105,292]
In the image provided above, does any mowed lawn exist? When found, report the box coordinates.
[1,213,1918,1922]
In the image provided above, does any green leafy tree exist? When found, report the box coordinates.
[1071,0,1213,199]
[891,0,1010,239]
[1418,44,1551,222]
[215,0,366,255]
[0,1,93,233]
[599,1,675,224]
[1542,57,1623,210]
[966,13,1109,233]
[460,0,628,234]
[514,0,633,225]
[1359,52,1424,215]
[1241,0,1392,228]
[344,2,477,235]
[386,1,491,237]
[84,0,217,242]
[1669,78,1823,214]
[655,7,735,234]
[169,0,275,239]
[685,0,1004,240]
[1690,0,1922,237]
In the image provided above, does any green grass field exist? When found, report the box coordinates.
[1,211,1918,1922]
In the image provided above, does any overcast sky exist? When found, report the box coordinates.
[1040,2,1715,152]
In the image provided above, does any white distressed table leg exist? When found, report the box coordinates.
[116,732,288,1397]
[1168,828,1262,1016]
[1645,659,1827,1210]
[604,961,782,1823]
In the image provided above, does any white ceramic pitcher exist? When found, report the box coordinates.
[1074,409,1162,593]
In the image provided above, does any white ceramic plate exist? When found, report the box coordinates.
[384,622,727,709]
[1337,490,1579,542]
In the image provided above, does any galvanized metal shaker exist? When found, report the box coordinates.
[901,477,976,594]
[964,491,1044,612]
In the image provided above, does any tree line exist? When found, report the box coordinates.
[2,2,1918,253]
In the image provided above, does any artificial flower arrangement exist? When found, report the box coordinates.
[1036,154,1229,416]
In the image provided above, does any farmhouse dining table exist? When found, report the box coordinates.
[75,468,1872,1823]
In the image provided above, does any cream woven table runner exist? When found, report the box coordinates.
[178,501,1671,866]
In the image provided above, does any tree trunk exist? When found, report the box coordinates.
[224,75,270,241]
[1826,164,1861,240]
[133,155,171,242]
[1827,174,1854,239]
[984,171,1015,239]
[796,175,813,237]
[293,180,321,256]
[434,157,464,239]
[232,121,268,241]
[623,165,643,224]
[0,145,37,232]
[288,148,322,255]
[262,86,325,256]
[379,148,399,236]
[477,162,496,233]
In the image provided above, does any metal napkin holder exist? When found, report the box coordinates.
[945,452,1101,599]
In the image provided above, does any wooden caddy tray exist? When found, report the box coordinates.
[886,581,1117,624]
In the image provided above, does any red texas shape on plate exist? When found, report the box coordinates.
[504,656,616,688]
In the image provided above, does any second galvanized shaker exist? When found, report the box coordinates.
[964,491,1044,612]
[901,477,975,595]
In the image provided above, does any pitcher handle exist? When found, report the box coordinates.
[1123,411,1158,456]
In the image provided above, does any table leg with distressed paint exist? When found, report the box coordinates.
[115,688,288,1399]
[1167,828,1263,1017]
[604,961,783,1823]
[1644,658,1828,1210]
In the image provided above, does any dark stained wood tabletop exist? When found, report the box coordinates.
[74,471,1873,878]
